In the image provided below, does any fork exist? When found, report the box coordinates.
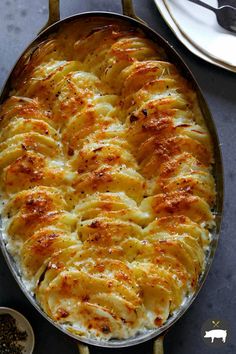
[187,0,236,33]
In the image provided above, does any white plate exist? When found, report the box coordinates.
[0,307,35,354]
[153,0,236,73]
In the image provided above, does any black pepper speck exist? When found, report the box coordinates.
[0,313,28,354]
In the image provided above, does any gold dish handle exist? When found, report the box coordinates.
[77,336,164,354]
[153,336,164,354]
[39,0,146,34]
[122,0,147,24]
[39,0,60,34]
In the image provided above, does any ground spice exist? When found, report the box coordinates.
[0,313,28,354]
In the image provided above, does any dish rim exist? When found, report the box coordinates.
[0,10,224,348]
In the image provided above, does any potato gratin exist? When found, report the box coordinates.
[0,18,215,340]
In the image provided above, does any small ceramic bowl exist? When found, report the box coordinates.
[0,307,35,354]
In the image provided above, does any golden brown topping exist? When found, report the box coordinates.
[0,18,215,341]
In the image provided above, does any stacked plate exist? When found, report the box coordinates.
[154,0,236,73]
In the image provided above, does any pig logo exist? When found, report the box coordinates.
[204,329,227,343]
[201,319,230,347]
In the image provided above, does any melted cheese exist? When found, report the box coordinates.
[0,18,215,340]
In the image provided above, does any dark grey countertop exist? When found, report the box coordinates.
[0,1,235,353]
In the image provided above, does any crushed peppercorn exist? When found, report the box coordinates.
[142,109,148,116]
[130,114,138,123]
[0,313,28,354]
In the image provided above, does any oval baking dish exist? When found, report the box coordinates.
[0,0,224,353]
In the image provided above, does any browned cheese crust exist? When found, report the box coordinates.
[0,18,215,340]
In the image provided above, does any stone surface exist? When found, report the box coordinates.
[0,1,235,353]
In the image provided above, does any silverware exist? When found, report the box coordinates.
[187,0,236,33]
